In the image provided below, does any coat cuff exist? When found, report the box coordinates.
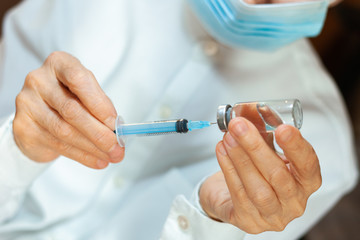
[160,194,245,240]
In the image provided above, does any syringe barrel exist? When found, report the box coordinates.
[115,118,190,147]
[217,99,303,132]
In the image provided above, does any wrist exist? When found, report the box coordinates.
[199,172,225,222]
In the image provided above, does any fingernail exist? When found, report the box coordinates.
[234,118,248,136]
[224,132,238,148]
[218,142,227,156]
[97,159,108,169]
[280,127,293,142]
[109,144,124,160]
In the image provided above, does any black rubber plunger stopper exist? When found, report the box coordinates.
[176,119,189,133]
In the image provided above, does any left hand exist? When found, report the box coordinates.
[199,117,322,234]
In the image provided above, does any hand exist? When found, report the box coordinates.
[13,51,124,169]
[199,117,321,233]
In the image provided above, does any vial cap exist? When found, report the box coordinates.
[217,104,232,132]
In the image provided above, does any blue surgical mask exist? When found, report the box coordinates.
[186,0,329,51]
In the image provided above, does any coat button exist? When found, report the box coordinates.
[177,215,189,230]
[202,40,219,57]
[159,104,172,119]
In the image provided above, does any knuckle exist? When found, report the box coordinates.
[77,152,102,169]
[92,96,116,119]
[52,121,73,139]
[246,139,263,153]
[25,70,42,89]
[244,224,264,234]
[13,118,29,144]
[66,68,91,88]
[292,201,306,219]
[236,156,253,169]
[305,174,322,194]
[252,188,274,207]
[302,156,318,174]
[45,51,72,68]
[268,167,290,186]
[15,93,28,109]
[90,145,107,159]
[14,123,32,150]
[46,51,63,64]
[87,70,96,79]
[56,141,72,153]
[93,130,114,151]
[13,117,34,142]
[78,151,91,163]
[222,163,238,177]
[12,115,23,133]
[91,99,107,114]
[47,136,59,151]
[60,99,82,120]
[273,220,287,232]
[234,183,246,199]
[268,168,299,199]
[264,216,287,232]
[313,174,322,192]
[246,228,262,234]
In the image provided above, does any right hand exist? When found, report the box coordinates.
[13,51,124,169]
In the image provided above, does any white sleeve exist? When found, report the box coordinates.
[0,114,49,224]
[160,195,246,240]
[158,157,246,240]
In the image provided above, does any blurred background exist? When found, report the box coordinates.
[0,0,359,239]
[306,0,360,239]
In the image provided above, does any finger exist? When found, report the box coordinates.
[30,98,120,163]
[54,142,109,169]
[37,77,124,161]
[265,132,275,150]
[23,114,108,169]
[216,142,261,225]
[228,118,299,202]
[231,102,272,140]
[275,125,322,192]
[44,51,117,129]
[222,131,281,215]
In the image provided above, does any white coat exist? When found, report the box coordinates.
[0,0,357,239]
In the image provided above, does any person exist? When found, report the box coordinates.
[0,0,357,239]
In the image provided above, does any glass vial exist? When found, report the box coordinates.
[216,99,302,132]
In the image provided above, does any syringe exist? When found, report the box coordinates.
[115,118,216,146]
[114,99,303,147]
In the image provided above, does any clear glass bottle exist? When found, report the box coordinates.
[216,99,302,132]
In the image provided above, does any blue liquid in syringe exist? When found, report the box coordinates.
[188,121,212,131]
